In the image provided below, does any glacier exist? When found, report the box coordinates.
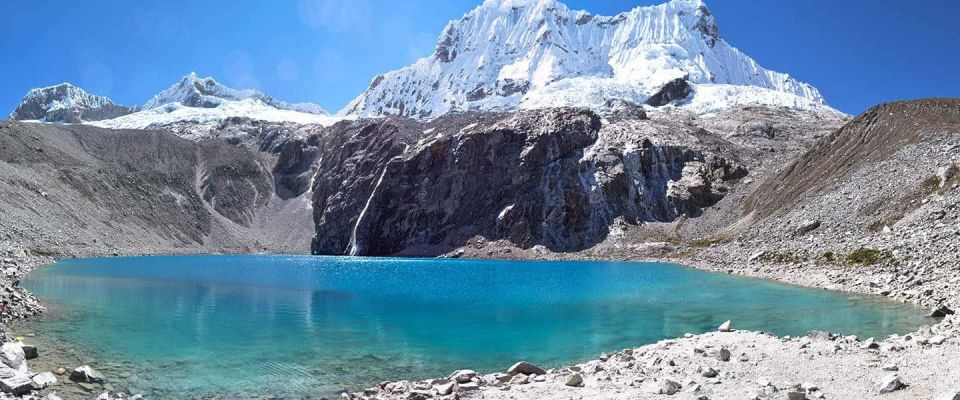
[341,0,832,118]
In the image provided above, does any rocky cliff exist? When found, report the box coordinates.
[279,107,772,256]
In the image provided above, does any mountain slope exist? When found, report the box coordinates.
[744,98,960,222]
[9,83,132,123]
[342,0,830,118]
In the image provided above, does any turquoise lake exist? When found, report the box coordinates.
[19,255,931,398]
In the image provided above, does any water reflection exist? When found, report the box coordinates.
[19,255,932,398]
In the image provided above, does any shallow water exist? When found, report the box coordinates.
[18,255,931,398]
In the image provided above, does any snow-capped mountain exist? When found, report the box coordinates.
[10,73,337,130]
[89,73,340,130]
[342,0,832,118]
[9,83,132,123]
[142,72,329,115]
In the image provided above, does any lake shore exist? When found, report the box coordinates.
[345,234,960,400]
[1,236,957,399]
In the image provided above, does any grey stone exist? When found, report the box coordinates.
[0,375,33,395]
[507,361,545,376]
[448,369,476,384]
[0,343,26,375]
[565,373,583,387]
[31,371,57,389]
[21,345,38,360]
[715,348,731,362]
[877,374,905,393]
[718,320,733,332]
[787,391,807,400]
[931,306,954,318]
[434,381,457,396]
[69,366,104,384]
[660,378,682,395]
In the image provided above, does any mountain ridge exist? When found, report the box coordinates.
[341,0,831,118]
[9,0,838,129]
[9,73,334,130]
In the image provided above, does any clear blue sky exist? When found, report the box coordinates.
[2,0,958,115]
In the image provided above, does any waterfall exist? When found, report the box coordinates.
[347,164,391,256]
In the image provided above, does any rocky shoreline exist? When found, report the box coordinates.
[338,247,959,400]
[0,238,957,399]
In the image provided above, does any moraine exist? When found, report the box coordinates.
[15,255,932,398]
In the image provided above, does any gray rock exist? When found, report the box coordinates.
[644,78,692,107]
[715,348,731,362]
[0,375,33,395]
[861,338,879,349]
[795,219,821,236]
[31,371,57,389]
[787,391,807,400]
[42,394,63,400]
[0,343,27,374]
[701,367,718,378]
[718,320,733,332]
[931,306,955,318]
[507,361,545,376]
[448,369,476,384]
[660,378,682,395]
[877,374,905,393]
[434,381,457,396]
[565,373,583,387]
[21,345,38,360]
[69,365,104,384]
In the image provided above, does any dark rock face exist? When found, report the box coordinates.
[9,84,132,123]
[645,78,692,107]
[292,109,743,256]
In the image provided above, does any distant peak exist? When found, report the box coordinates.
[141,72,329,115]
[481,0,558,10]
[11,82,130,123]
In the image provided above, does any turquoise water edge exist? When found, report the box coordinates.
[18,255,932,398]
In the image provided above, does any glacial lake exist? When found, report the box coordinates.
[19,255,931,398]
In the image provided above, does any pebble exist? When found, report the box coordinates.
[715,348,731,362]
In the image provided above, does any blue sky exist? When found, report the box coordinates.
[2,0,958,115]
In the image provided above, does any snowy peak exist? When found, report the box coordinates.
[9,83,131,123]
[12,74,340,132]
[143,72,329,115]
[87,73,340,131]
[343,0,830,118]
